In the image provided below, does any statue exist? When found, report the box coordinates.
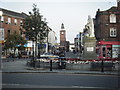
[85,15,95,37]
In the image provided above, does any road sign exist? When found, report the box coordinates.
[0,28,4,41]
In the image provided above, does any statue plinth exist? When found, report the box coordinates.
[81,36,98,60]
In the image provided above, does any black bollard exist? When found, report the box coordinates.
[50,60,52,71]
[101,59,104,72]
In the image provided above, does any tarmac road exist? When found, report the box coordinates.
[2,73,119,90]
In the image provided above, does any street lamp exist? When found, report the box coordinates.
[0,10,3,70]
[46,26,49,53]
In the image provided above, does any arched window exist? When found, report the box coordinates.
[110,14,116,23]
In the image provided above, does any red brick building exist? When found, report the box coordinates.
[0,8,29,56]
[94,1,120,59]
[60,23,66,46]
[0,8,27,39]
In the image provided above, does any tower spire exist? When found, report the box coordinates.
[61,23,65,29]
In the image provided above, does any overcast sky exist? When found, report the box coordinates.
[0,0,117,43]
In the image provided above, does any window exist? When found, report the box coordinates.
[110,28,117,37]
[14,19,17,25]
[110,14,116,23]
[20,20,23,26]
[8,18,11,24]
[8,30,11,35]
[1,16,4,22]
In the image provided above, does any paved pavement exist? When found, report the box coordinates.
[2,58,119,76]
[2,58,120,90]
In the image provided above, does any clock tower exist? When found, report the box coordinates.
[60,23,66,46]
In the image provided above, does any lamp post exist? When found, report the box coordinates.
[46,26,49,53]
[44,18,49,54]
[0,10,3,70]
[0,11,3,90]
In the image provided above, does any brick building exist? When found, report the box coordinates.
[94,0,120,59]
[0,8,28,56]
[0,8,27,39]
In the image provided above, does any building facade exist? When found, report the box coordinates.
[94,0,120,59]
[0,8,26,39]
[0,8,28,56]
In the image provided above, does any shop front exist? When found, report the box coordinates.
[97,41,120,60]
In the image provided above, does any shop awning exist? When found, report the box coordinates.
[97,40,120,45]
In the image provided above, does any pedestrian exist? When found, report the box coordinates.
[18,51,21,59]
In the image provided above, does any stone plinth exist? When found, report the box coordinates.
[81,36,98,60]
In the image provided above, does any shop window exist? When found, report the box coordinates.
[110,28,117,37]
[112,47,119,58]
[107,48,112,58]
[110,14,116,23]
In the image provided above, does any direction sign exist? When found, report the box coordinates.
[0,28,4,41]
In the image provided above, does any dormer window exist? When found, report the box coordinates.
[110,14,116,23]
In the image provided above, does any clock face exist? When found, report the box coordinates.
[61,32,64,34]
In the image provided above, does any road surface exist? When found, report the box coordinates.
[2,73,119,90]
